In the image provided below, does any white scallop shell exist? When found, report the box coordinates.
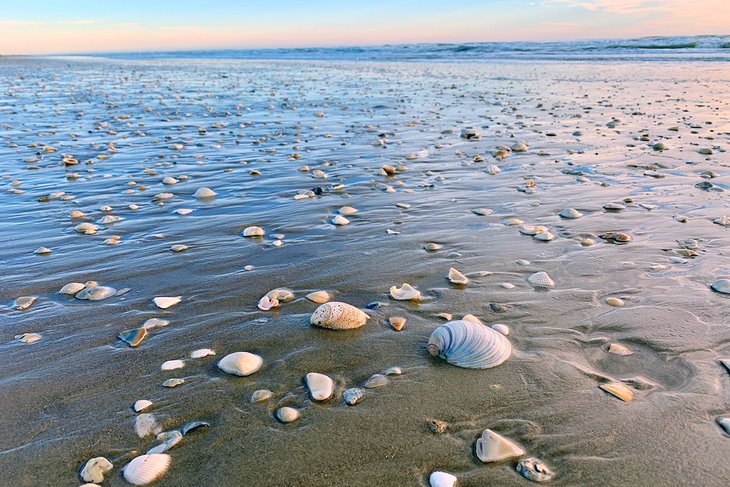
[389,283,421,301]
[153,296,181,309]
[217,352,263,376]
[122,454,171,485]
[310,302,369,330]
[427,320,512,369]
[527,271,554,288]
[134,400,153,412]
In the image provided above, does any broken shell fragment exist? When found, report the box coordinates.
[80,457,113,484]
[153,296,181,309]
[599,382,633,402]
[475,429,525,463]
[447,268,468,285]
[607,343,633,356]
[119,328,147,347]
[76,286,117,301]
[310,302,369,330]
[516,457,554,483]
[14,296,37,310]
[190,348,215,359]
[427,419,448,434]
[217,352,263,377]
[389,316,406,331]
[389,283,421,301]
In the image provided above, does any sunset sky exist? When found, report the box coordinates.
[1,0,728,55]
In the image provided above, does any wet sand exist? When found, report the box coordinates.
[1,56,729,486]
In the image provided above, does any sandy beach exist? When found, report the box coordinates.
[1,54,729,486]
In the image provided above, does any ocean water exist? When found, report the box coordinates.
[81,35,730,62]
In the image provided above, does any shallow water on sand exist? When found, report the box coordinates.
[1,56,729,486]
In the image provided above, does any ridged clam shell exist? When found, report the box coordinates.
[310,302,369,330]
[134,400,153,412]
[76,286,116,301]
[217,352,263,376]
[427,320,512,369]
[528,272,554,288]
[389,283,421,301]
[123,454,171,485]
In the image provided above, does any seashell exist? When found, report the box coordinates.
[559,208,583,219]
[711,279,730,294]
[716,417,730,436]
[218,352,263,377]
[713,216,730,227]
[134,400,153,413]
[76,286,117,301]
[174,208,193,215]
[343,387,365,406]
[147,431,182,455]
[389,283,421,301]
[180,421,209,436]
[519,224,547,236]
[501,218,523,226]
[605,297,625,307]
[424,243,443,251]
[275,407,300,423]
[339,206,358,215]
[16,332,42,343]
[448,268,468,285]
[80,457,113,483]
[599,382,633,402]
[161,360,185,371]
[257,295,279,311]
[607,343,633,356]
[119,328,147,347]
[162,176,177,185]
[500,283,515,289]
[142,318,169,329]
[153,296,181,309]
[382,366,402,376]
[528,272,554,288]
[135,413,161,438]
[331,215,350,226]
[389,316,406,331]
[310,302,369,330]
[516,259,530,266]
[427,419,448,434]
[190,348,215,359]
[170,244,188,252]
[487,165,501,175]
[75,222,98,234]
[533,231,554,241]
[305,372,334,401]
[265,288,294,302]
[475,429,525,463]
[461,314,483,325]
[162,378,185,388]
[306,291,330,304]
[242,226,265,237]
[602,202,625,211]
[251,389,273,403]
[98,215,122,225]
[14,296,37,310]
[491,323,510,336]
[429,471,458,487]
[363,373,389,389]
[460,127,481,140]
[516,457,554,483]
[34,246,52,255]
[511,142,528,152]
[123,454,171,485]
[427,320,512,369]
[599,232,631,244]
[436,313,453,321]
[194,187,216,198]
[70,210,85,218]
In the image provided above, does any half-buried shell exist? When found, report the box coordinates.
[427,320,512,369]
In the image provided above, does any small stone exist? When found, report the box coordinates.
[491,324,510,336]
[343,388,365,406]
[275,407,300,423]
[305,372,334,401]
[251,389,273,403]
[475,429,525,463]
[363,373,389,388]
[427,419,447,434]
[424,242,443,251]
[605,297,625,307]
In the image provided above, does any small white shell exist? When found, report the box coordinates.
[170,244,188,252]
[217,352,263,376]
[427,320,512,369]
[76,286,117,301]
[331,215,350,225]
[475,429,525,463]
[528,272,554,288]
[363,373,389,388]
[559,208,583,219]
[153,296,181,309]
[310,302,369,330]
[339,206,358,215]
[257,295,279,311]
[174,208,193,215]
[190,348,215,359]
[123,454,171,485]
[305,372,334,401]
[389,283,421,301]
[448,268,468,285]
[134,400,153,412]
[59,282,86,295]
[343,387,365,406]
[34,246,52,255]
[194,187,217,198]
[74,222,98,234]
[305,291,330,304]
[275,407,300,423]
[429,471,458,487]
[161,360,185,371]
[80,457,113,483]
[251,389,273,403]
[142,318,169,329]
[711,279,730,294]
[533,231,555,241]
[242,226,265,237]
[491,323,510,336]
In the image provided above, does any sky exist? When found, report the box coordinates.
[0,0,728,54]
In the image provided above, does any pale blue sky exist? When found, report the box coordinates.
[0,1,726,54]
